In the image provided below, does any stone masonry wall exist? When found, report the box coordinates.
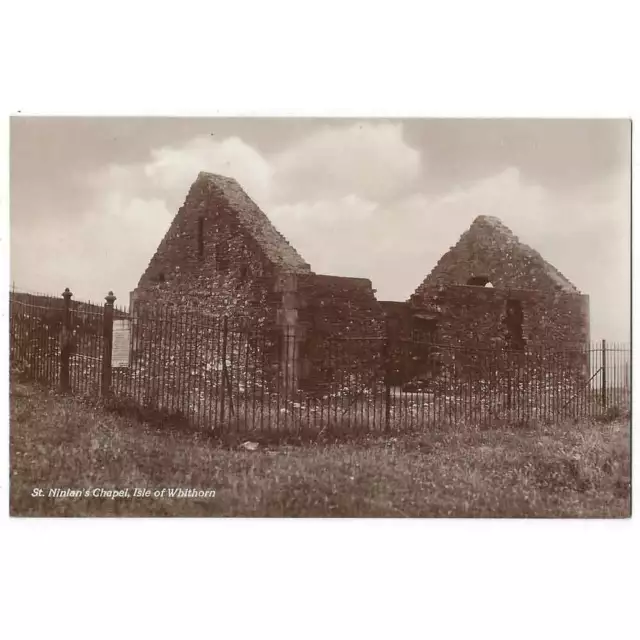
[407,284,590,392]
[404,215,590,392]
[126,175,312,423]
[126,175,592,416]
[415,215,580,295]
[411,284,589,350]
[379,301,440,387]
[131,176,292,324]
[290,274,387,394]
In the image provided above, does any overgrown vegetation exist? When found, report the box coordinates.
[10,380,630,517]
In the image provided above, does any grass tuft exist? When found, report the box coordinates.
[9,380,630,517]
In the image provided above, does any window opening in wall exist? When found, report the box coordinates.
[216,241,230,273]
[412,315,438,342]
[197,217,204,258]
[467,276,493,287]
[504,299,525,350]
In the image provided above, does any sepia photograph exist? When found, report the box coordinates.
[4,4,640,639]
[9,117,631,518]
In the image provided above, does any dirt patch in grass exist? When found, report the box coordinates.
[9,381,631,517]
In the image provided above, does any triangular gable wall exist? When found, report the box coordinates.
[137,172,310,289]
[412,215,579,299]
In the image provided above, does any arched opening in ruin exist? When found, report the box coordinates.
[467,276,493,287]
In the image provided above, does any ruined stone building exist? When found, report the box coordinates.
[131,171,590,394]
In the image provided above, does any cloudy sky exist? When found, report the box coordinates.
[10,118,630,341]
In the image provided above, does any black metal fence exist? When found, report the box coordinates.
[9,287,631,434]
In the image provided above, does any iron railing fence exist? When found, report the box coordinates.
[9,288,631,433]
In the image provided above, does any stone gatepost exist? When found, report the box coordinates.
[274,272,305,396]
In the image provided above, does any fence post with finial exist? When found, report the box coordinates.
[102,291,116,397]
[60,288,73,393]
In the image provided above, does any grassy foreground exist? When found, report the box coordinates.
[10,380,631,517]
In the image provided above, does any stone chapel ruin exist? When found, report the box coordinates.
[130,172,590,398]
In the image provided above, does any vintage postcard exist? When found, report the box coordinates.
[8,117,631,517]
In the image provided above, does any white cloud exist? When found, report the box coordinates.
[267,166,629,341]
[12,124,629,342]
[269,195,379,277]
[272,122,423,201]
[52,121,425,298]
[11,196,173,305]
[143,135,274,205]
